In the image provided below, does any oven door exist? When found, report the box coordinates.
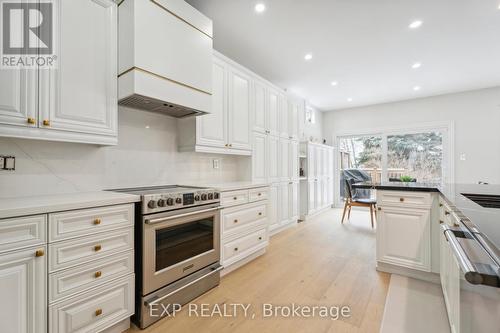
[142,204,220,295]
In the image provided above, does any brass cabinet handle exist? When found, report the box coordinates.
[234,247,239,251]
[42,119,50,126]
[439,203,443,207]
[377,207,382,211]
[234,219,238,223]
[439,220,444,224]
[258,193,262,196]
[27,117,36,125]
[399,198,405,202]
[94,245,102,252]
[258,237,262,240]
[225,144,228,147]
[453,223,460,227]
[95,309,103,317]
[35,249,45,257]
[233,197,237,200]
[258,212,262,216]
[229,144,233,147]
[93,218,101,225]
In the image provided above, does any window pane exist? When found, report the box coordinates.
[387,132,443,183]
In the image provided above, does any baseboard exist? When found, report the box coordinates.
[269,220,297,236]
[100,318,130,333]
[221,248,266,277]
[377,262,441,285]
[300,206,333,221]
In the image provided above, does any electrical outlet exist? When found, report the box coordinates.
[0,155,15,171]
[212,159,220,169]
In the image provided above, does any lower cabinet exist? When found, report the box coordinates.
[376,206,431,271]
[0,246,47,333]
[220,186,270,271]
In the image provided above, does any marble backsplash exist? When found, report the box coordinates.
[0,107,251,198]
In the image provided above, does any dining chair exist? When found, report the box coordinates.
[341,179,377,228]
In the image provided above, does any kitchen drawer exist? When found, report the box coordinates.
[248,187,269,203]
[223,228,267,261]
[49,250,134,303]
[377,191,432,207]
[49,204,134,242]
[221,190,249,207]
[0,214,46,253]
[49,228,133,273]
[223,202,267,234]
[49,274,134,333]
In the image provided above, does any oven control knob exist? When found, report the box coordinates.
[176,198,182,204]
[157,199,167,207]
[195,195,200,201]
[214,192,220,199]
[201,194,208,201]
[166,198,174,206]
[147,200,157,209]
[208,193,214,200]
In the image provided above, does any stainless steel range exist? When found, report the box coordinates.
[112,185,222,329]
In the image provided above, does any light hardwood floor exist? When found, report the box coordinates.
[128,208,390,333]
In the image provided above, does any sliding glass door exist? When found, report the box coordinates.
[335,124,451,206]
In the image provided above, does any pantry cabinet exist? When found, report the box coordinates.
[179,51,251,155]
[0,0,118,145]
[0,247,47,333]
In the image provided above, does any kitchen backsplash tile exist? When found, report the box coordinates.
[0,107,250,198]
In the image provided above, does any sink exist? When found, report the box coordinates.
[461,193,500,209]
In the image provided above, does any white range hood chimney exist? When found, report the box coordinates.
[118,0,212,118]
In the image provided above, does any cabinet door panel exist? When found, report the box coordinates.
[315,180,322,209]
[279,183,289,224]
[288,100,299,140]
[252,132,267,183]
[0,70,37,127]
[289,182,299,221]
[267,89,279,136]
[269,184,279,230]
[278,94,288,138]
[308,181,316,214]
[0,246,47,333]
[268,135,280,183]
[290,140,299,181]
[40,0,117,136]
[197,59,227,147]
[228,68,251,150]
[308,145,316,179]
[377,207,431,271]
[279,138,289,181]
[253,81,267,133]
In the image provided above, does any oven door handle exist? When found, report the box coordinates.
[144,265,224,307]
[145,207,220,225]
[442,224,483,285]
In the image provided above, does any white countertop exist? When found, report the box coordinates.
[0,191,141,219]
[181,181,270,192]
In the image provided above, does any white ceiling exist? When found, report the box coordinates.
[186,0,500,111]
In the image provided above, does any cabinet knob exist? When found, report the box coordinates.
[258,193,262,196]
[258,212,262,216]
[234,247,239,251]
[42,119,50,126]
[234,219,238,223]
[399,198,405,202]
[94,245,102,252]
[233,197,237,200]
[439,203,443,207]
[445,211,450,216]
[229,144,233,147]
[27,117,36,125]
[95,271,102,278]
[95,309,103,317]
[439,220,444,224]
[35,249,45,257]
[377,207,382,211]
[93,218,101,225]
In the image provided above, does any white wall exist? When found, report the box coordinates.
[323,87,500,184]
[0,107,249,198]
[302,105,324,143]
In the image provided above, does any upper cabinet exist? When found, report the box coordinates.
[252,80,267,134]
[0,0,118,145]
[178,51,251,155]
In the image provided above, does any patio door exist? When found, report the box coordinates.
[335,124,452,207]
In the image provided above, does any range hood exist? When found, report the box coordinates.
[118,0,213,118]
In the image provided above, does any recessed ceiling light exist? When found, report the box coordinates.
[409,20,423,29]
[254,3,266,13]
[304,53,313,61]
[347,98,353,102]
[413,86,421,91]
[412,62,422,69]
[331,81,338,86]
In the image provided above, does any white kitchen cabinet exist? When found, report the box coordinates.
[227,67,251,150]
[179,51,251,155]
[253,80,267,134]
[278,183,290,226]
[287,98,300,141]
[308,144,317,180]
[267,88,280,137]
[0,70,38,127]
[0,246,47,333]
[268,135,280,183]
[289,182,299,222]
[268,184,280,231]
[290,140,299,180]
[279,138,290,181]
[377,206,431,271]
[278,94,288,138]
[307,181,316,214]
[0,0,118,145]
[252,132,267,183]
[196,58,227,148]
